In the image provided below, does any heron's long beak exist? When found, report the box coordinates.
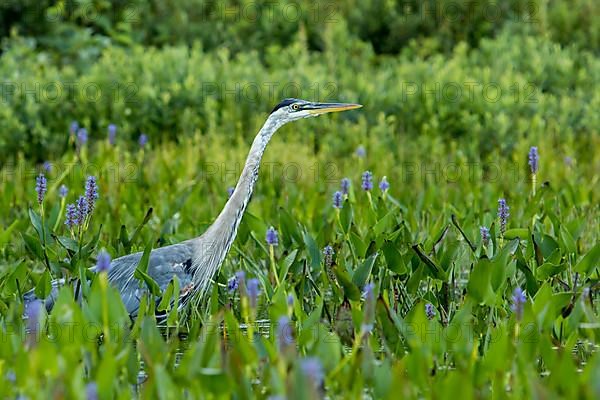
[305,102,362,115]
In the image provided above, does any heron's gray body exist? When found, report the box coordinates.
[24,98,361,316]
[25,241,197,315]
[106,240,196,314]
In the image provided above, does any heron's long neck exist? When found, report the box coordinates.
[189,115,285,300]
[201,116,283,258]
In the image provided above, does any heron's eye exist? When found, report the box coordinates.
[291,104,300,111]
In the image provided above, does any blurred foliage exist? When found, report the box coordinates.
[1,0,599,55]
[1,22,599,162]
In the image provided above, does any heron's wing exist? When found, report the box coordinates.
[24,240,197,317]
[108,241,196,315]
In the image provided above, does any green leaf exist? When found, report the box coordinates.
[119,225,130,250]
[426,219,448,252]
[372,210,395,236]
[339,200,353,234]
[503,228,529,240]
[352,253,378,289]
[411,244,444,280]
[376,298,408,356]
[467,258,495,305]
[0,220,19,248]
[451,214,475,252]
[539,234,560,259]
[134,238,161,296]
[301,296,323,330]
[166,302,179,326]
[128,208,153,247]
[381,241,407,275]
[54,235,79,252]
[279,207,302,245]
[224,311,257,364]
[516,250,539,295]
[536,262,568,280]
[279,249,298,282]
[406,264,425,294]
[46,203,60,232]
[34,270,52,299]
[157,276,179,311]
[28,208,44,242]
[22,233,44,260]
[574,243,600,275]
[490,238,519,292]
[82,224,103,256]
[303,232,321,270]
[349,231,367,258]
[334,267,361,301]
[136,238,153,274]
[135,269,161,297]
[140,317,167,363]
[559,226,576,255]
[298,297,324,345]
[242,211,267,236]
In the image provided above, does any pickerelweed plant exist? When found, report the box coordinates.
[3,100,598,399]
[266,226,280,285]
[528,146,539,196]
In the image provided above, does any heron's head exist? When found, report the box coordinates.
[270,98,362,123]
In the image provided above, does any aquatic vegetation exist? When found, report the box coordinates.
[0,7,599,397]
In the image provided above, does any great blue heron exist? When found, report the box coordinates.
[25,98,361,316]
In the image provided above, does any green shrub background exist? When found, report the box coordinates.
[1,0,599,162]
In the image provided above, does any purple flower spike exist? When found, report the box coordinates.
[425,303,436,320]
[43,161,52,172]
[287,294,294,307]
[235,270,246,284]
[379,176,389,192]
[480,226,490,246]
[85,176,99,214]
[234,270,246,293]
[59,184,68,198]
[108,124,117,145]
[497,198,510,235]
[363,282,375,300]
[277,316,295,351]
[76,195,88,223]
[332,191,343,209]
[247,278,261,308]
[511,287,526,320]
[138,133,148,148]
[96,250,112,273]
[300,357,324,388]
[323,245,334,268]
[564,156,573,167]
[266,226,279,246]
[69,121,79,136]
[35,173,47,205]
[340,178,351,195]
[528,146,538,174]
[77,128,88,145]
[361,171,373,191]
[86,382,99,400]
[355,145,366,158]
[227,275,239,293]
[65,203,78,228]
